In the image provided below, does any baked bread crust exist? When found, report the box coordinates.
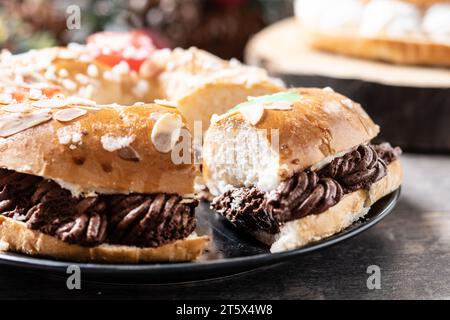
[0,103,196,196]
[293,0,450,66]
[267,159,402,252]
[0,43,282,263]
[0,215,209,262]
[404,0,448,7]
[304,29,450,67]
[0,46,283,133]
[152,48,283,132]
[203,88,379,193]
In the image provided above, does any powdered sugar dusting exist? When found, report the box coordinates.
[101,134,135,152]
[57,123,83,145]
[341,98,354,109]
[323,100,342,113]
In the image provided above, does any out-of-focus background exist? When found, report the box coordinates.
[0,0,293,60]
[0,0,448,151]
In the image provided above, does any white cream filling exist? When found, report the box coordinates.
[423,3,450,44]
[52,178,127,198]
[359,0,421,38]
[52,177,193,199]
[295,0,363,33]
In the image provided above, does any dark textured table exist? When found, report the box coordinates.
[1,154,449,300]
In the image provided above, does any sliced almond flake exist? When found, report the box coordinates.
[0,240,9,252]
[32,98,69,109]
[210,113,220,124]
[78,84,94,99]
[66,42,84,52]
[180,198,197,204]
[324,101,342,113]
[323,87,334,92]
[102,47,112,55]
[133,79,149,97]
[154,99,178,108]
[341,98,354,109]
[239,105,264,126]
[151,48,171,68]
[13,74,25,85]
[53,93,66,99]
[150,112,164,121]
[87,64,99,78]
[75,73,90,85]
[263,101,293,110]
[79,54,91,63]
[53,108,87,122]
[0,93,13,105]
[58,68,69,77]
[2,103,30,113]
[209,110,239,124]
[0,49,12,60]
[151,113,183,153]
[0,109,52,137]
[117,146,140,162]
[3,87,15,94]
[62,79,77,91]
[77,106,101,111]
[58,50,78,60]
[29,88,43,100]
[44,67,57,81]
[112,61,130,74]
[66,96,97,106]
[103,70,121,82]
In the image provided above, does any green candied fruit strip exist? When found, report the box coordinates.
[228,92,301,112]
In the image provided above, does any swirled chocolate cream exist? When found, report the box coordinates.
[203,89,403,252]
[0,96,208,263]
[0,169,197,248]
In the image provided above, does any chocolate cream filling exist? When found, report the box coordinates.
[211,143,401,235]
[0,170,198,248]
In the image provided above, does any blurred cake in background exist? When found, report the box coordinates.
[0,0,293,60]
[246,0,450,152]
[294,0,450,66]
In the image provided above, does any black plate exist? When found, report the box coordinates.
[0,189,400,283]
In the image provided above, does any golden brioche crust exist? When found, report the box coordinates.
[203,87,379,187]
[0,46,283,194]
[152,47,283,132]
[0,46,283,133]
[0,215,209,262]
[0,103,196,196]
[403,0,448,8]
[305,30,450,67]
[51,56,156,105]
[0,44,282,263]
